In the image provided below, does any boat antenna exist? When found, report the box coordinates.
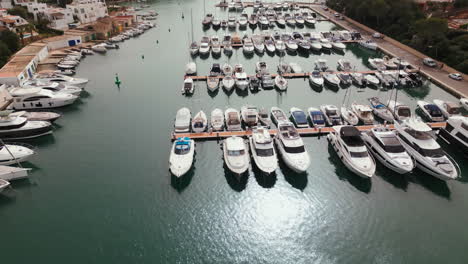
[191,8,194,43]
[203,0,206,16]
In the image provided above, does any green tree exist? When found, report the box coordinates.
[0,41,13,68]
[454,0,468,8]
[15,24,36,46]
[0,30,20,53]
[7,6,29,19]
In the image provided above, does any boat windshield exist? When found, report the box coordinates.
[424,105,443,117]
[374,104,386,109]
[398,108,411,117]
[379,135,405,153]
[404,128,432,140]
[284,145,305,154]
[342,136,365,147]
[193,121,204,128]
[420,147,444,158]
[228,149,245,156]
[350,151,368,158]
[255,148,274,157]
[175,144,190,155]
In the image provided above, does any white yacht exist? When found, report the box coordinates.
[417,101,445,122]
[387,100,412,121]
[351,103,375,124]
[0,143,35,165]
[275,75,288,91]
[258,108,272,128]
[438,116,468,156]
[0,111,52,140]
[395,118,459,180]
[225,108,242,131]
[222,76,235,91]
[331,41,346,51]
[211,36,222,55]
[433,99,461,119]
[23,80,82,96]
[359,40,378,50]
[199,42,210,55]
[249,126,278,174]
[11,111,61,123]
[191,111,207,133]
[270,107,288,124]
[185,62,197,75]
[320,105,343,126]
[320,38,332,49]
[174,107,191,133]
[364,74,380,86]
[223,136,250,176]
[33,73,88,89]
[182,78,194,95]
[368,58,386,71]
[328,125,376,178]
[234,65,249,90]
[290,107,309,128]
[275,121,310,173]
[211,108,224,131]
[9,88,78,110]
[309,70,324,87]
[323,72,340,86]
[361,126,414,174]
[241,105,259,127]
[169,137,195,177]
[340,106,359,126]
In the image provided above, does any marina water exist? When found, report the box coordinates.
[1,0,468,263]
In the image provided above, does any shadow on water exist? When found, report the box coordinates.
[324,83,339,93]
[402,82,431,100]
[170,168,195,193]
[278,159,308,191]
[376,164,409,191]
[18,134,56,148]
[235,88,249,97]
[223,164,248,192]
[327,144,372,193]
[310,83,323,93]
[252,162,277,188]
[298,51,309,58]
[208,88,220,98]
[408,169,451,200]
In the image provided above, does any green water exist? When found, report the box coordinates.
[2,1,468,263]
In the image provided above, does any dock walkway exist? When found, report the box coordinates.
[171,122,446,140]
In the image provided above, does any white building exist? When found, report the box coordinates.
[67,0,108,24]
[18,0,74,30]
[0,14,29,33]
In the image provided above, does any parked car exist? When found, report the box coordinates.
[423,58,437,67]
[334,12,340,17]
[323,6,328,10]
[372,32,383,39]
[449,73,463,81]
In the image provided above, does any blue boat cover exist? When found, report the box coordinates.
[374,104,385,109]
[292,111,307,124]
[310,111,325,124]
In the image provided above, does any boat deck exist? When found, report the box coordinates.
[171,122,446,140]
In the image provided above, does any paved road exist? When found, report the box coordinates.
[307,4,468,98]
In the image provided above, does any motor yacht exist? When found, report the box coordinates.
[307,107,326,128]
[0,143,35,165]
[275,75,288,91]
[222,76,235,91]
[328,125,376,178]
[361,126,414,174]
[182,78,194,95]
[323,72,340,86]
[225,108,242,131]
[309,70,324,87]
[320,105,343,126]
[33,73,88,89]
[340,106,359,125]
[9,88,78,110]
[290,107,308,128]
[275,121,310,173]
[368,58,386,71]
[314,59,328,71]
[211,36,222,55]
[241,105,259,127]
[185,62,197,75]
[169,137,195,177]
[174,108,191,133]
[337,59,352,72]
[395,118,459,180]
[191,111,207,133]
[351,103,375,125]
[350,72,365,86]
[224,136,250,176]
[364,74,380,87]
[337,72,352,85]
[258,108,272,128]
[211,108,224,131]
[438,116,468,156]
[417,101,445,122]
[270,107,288,124]
[0,111,52,139]
[387,100,412,121]
[433,100,461,119]
[249,126,278,174]
[23,80,82,96]
[11,111,61,123]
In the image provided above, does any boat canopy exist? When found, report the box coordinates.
[292,111,307,124]
[424,104,443,117]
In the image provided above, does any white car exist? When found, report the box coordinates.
[372,32,383,39]
[449,73,463,81]
[423,57,437,67]
[334,12,340,17]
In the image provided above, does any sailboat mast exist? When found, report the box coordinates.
[191,8,194,42]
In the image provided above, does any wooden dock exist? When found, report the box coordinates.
[185,69,418,81]
[171,122,446,140]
